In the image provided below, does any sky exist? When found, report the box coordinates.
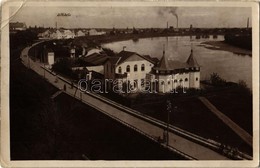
[10,6,252,29]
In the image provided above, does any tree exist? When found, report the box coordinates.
[52,58,77,80]
[210,73,226,86]
[238,80,251,95]
[102,47,116,56]
[10,30,38,49]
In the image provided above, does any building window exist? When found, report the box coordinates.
[168,80,171,85]
[126,65,130,72]
[180,79,183,83]
[134,64,138,72]
[196,77,199,81]
[118,66,122,74]
[161,81,164,85]
[141,64,145,71]
[174,79,177,83]
[185,78,188,82]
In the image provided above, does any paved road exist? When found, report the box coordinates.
[198,97,252,147]
[20,44,229,160]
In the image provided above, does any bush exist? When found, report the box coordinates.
[52,58,78,80]
[210,73,227,86]
[238,80,252,95]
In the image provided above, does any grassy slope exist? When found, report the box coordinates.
[132,90,252,155]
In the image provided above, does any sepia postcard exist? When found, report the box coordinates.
[1,0,259,167]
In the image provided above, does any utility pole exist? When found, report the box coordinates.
[166,99,172,146]
[43,45,46,78]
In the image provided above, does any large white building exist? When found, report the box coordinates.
[149,49,200,93]
[104,49,200,93]
[104,50,155,90]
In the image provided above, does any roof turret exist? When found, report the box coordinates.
[186,49,200,67]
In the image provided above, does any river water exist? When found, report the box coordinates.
[103,36,252,88]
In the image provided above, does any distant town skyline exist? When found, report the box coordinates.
[10,6,251,29]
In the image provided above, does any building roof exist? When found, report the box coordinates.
[154,49,199,71]
[114,50,156,65]
[81,53,108,66]
[107,57,121,65]
[143,55,160,64]
[154,55,189,71]
[186,49,200,67]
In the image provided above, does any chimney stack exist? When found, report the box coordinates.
[177,17,178,28]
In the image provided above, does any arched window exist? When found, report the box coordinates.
[179,79,183,83]
[161,81,164,85]
[118,66,122,74]
[126,65,130,72]
[196,77,199,81]
[141,64,145,71]
[168,80,171,85]
[185,78,188,82]
[174,79,177,83]
[134,64,138,72]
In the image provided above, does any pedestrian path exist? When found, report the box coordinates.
[198,96,252,147]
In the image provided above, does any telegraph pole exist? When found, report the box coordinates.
[43,45,46,78]
[166,99,172,146]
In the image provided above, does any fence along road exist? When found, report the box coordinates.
[20,43,232,160]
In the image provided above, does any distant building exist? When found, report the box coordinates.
[88,29,106,36]
[48,29,75,39]
[76,30,85,37]
[51,29,63,39]
[38,29,54,39]
[10,22,27,31]
[63,29,75,39]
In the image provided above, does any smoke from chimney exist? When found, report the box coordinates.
[158,7,178,28]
